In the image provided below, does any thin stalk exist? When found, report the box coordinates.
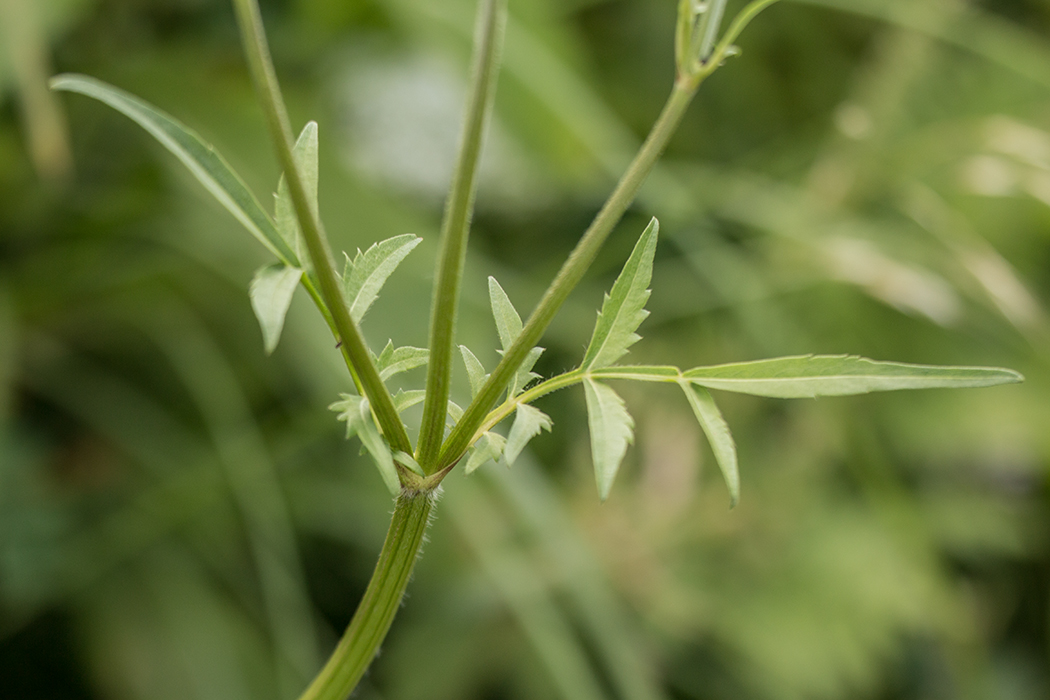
[296,489,436,700]
[231,0,410,454]
[438,80,698,469]
[418,0,506,472]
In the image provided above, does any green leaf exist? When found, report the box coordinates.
[342,234,422,324]
[330,394,399,496]
[680,383,739,507]
[393,390,426,413]
[249,264,303,355]
[375,341,429,381]
[489,277,543,397]
[683,355,1024,398]
[465,431,506,475]
[504,404,552,465]
[393,451,426,477]
[583,379,634,502]
[460,345,489,398]
[581,218,658,370]
[50,74,297,265]
[274,122,318,263]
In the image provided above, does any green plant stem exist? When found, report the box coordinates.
[438,80,698,469]
[418,0,506,473]
[296,489,436,700]
[231,0,410,454]
[696,0,729,60]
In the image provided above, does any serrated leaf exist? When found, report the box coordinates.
[504,404,552,465]
[249,264,303,355]
[375,340,429,381]
[393,390,426,413]
[465,431,507,475]
[488,277,543,397]
[460,345,489,397]
[681,383,739,507]
[343,234,422,323]
[583,378,634,502]
[683,355,1024,398]
[274,122,318,262]
[581,218,658,370]
[50,74,297,264]
[330,394,399,496]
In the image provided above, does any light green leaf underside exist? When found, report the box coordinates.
[583,378,634,502]
[682,355,1024,398]
[394,390,426,413]
[489,277,543,397]
[581,218,658,370]
[330,394,399,496]
[50,74,297,265]
[375,341,429,381]
[681,383,739,507]
[275,122,318,263]
[465,431,506,475]
[343,234,422,324]
[460,345,489,398]
[393,451,425,477]
[249,264,303,355]
[504,404,552,465]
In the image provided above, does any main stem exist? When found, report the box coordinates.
[297,490,436,700]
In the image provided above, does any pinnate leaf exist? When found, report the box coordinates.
[249,264,303,355]
[465,431,507,475]
[343,234,422,323]
[581,218,658,370]
[50,74,297,265]
[504,404,552,465]
[681,383,739,507]
[488,277,543,397]
[274,122,319,262]
[375,341,429,381]
[583,378,634,501]
[330,394,399,496]
[683,355,1024,398]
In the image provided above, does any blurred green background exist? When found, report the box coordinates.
[1,0,1048,698]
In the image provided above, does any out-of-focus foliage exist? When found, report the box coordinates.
[1,0,1047,699]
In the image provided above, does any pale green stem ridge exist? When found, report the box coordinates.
[438,81,699,470]
[231,0,410,454]
[296,490,436,700]
[418,0,507,472]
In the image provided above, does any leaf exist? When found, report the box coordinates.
[682,355,1024,398]
[460,345,489,397]
[329,394,399,496]
[50,74,297,264]
[489,277,543,397]
[274,122,318,263]
[465,431,507,475]
[393,390,426,413]
[680,383,739,507]
[249,264,303,355]
[393,451,425,477]
[343,234,422,324]
[504,404,552,465]
[583,379,634,502]
[581,218,658,370]
[375,341,429,381]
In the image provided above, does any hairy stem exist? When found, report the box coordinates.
[231,0,411,453]
[296,490,437,700]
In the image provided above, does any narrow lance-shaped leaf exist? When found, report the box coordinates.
[583,378,634,501]
[465,431,507,475]
[374,341,429,381]
[50,74,298,265]
[503,404,552,465]
[489,277,543,397]
[581,218,658,370]
[681,383,739,507]
[330,394,399,496]
[274,122,318,262]
[343,234,422,323]
[249,264,303,354]
[460,345,489,398]
[683,355,1024,398]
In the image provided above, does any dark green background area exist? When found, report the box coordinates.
[1,1,1047,699]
